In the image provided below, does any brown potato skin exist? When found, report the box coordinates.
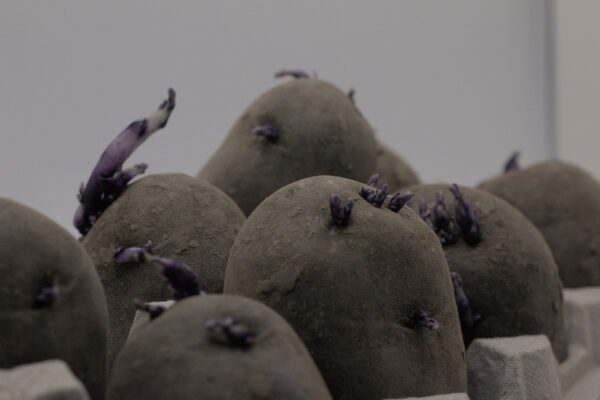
[406,184,566,361]
[224,175,467,400]
[0,198,108,400]
[480,160,600,288]
[108,295,333,400]
[198,79,378,216]
[376,141,420,192]
[81,173,245,367]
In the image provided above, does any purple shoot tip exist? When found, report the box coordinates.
[134,299,167,320]
[114,242,201,300]
[412,311,439,330]
[449,184,482,246]
[366,183,388,208]
[251,125,279,142]
[74,89,176,235]
[205,317,254,348]
[388,192,415,212]
[153,257,201,300]
[359,173,379,199]
[503,151,520,173]
[329,194,353,227]
[274,69,310,79]
[113,240,152,264]
[34,286,60,308]
[432,192,459,246]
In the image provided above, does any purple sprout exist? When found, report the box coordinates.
[359,174,379,199]
[251,125,279,143]
[432,192,459,246]
[449,184,482,246]
[503,151,520,173]
[113,240,153,264]
[205,317,254,348]
[366,184,388,208]
[153,257,201,300]
[451,271,481,345]
[134,299,167,320]
[329,194,354,227]
[74,89,176,235]
[274,69,310,79]
[388,192,415,212]
[34,286,60,308]
[114,243,201,300]
[411,311,439,330]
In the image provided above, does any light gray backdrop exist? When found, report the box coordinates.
[0,1,554,235]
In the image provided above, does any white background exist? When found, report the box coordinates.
[0,1,555,235]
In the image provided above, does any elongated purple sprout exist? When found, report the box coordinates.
[114,244,201,300]
[503,151,520,173]
[74,89,176,235]
[388,192,415,212]
[134,299,167,320]
[251,125,279,142]
[451,272,480,345]
[274,69,310,79]
[449,184,482,246]
[329,194,354,227]
[34,286,60,308]
[205,317,254,347]
[411,311,439,330]
[359,174,379,199]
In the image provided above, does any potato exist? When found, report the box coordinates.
[406,184,566,361]
[0,198,108,400]
[81,173,245,366]
[198,79,378,215]
[107,295,333,400]
[480,160,600,287]
[224,175,467,400]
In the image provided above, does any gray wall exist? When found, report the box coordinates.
[0,1,554,235]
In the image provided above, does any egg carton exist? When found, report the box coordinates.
[0,359,90,400]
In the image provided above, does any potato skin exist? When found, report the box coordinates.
[0,198,108,400]
[480,160,600,288]
[224,175,467,400]
[82,173,245,366]
[405,184,566,361]
[376,141,420,192]
[198,79,378,215]
[108,295,333,400]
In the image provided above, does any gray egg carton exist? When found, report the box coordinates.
[0,360,90,400]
